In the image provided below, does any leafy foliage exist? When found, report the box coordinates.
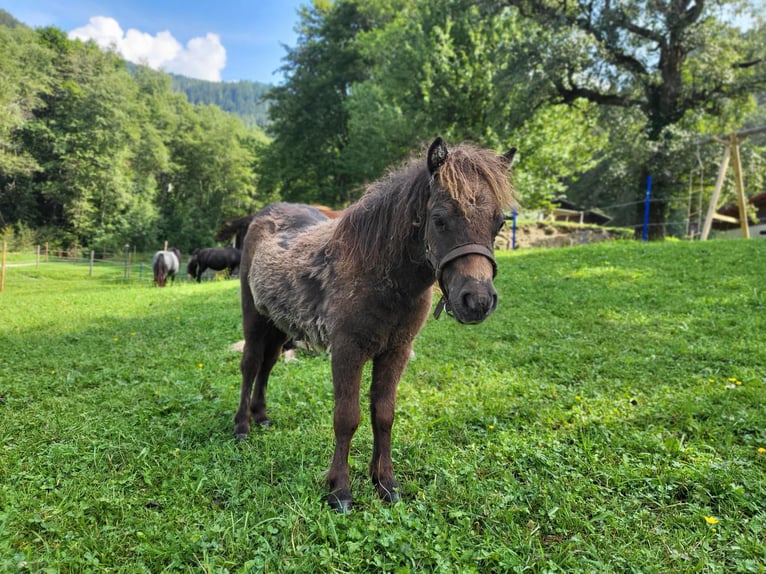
[262,0,765,234]
[496,0,766,236]
[259,0,376,206]
[1,2,765,247]
[0,22,265,253]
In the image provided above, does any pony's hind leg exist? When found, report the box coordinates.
[233,316,286,439]
[369,344,412,503]
[248,328,286,426]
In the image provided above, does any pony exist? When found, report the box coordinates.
[187,246,241,282]
[152,248,181,287]
[234,137,517,511]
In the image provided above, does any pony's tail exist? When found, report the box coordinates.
[154,253,169,287]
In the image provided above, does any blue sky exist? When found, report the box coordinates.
[1,0,308,84]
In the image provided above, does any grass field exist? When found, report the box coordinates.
[1,239,765,573]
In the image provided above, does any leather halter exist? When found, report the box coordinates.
[426,242,497,319]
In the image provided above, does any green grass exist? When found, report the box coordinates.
[1,240,765,573]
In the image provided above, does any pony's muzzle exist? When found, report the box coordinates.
[451,280,498,324]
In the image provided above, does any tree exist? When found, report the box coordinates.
[327,0,606,212]
[157,102,257,251]
[0,24,54,227]
[494,0,766,237]
[15,28,149,249]
[260,0,376,206]
[0,24,261,252]
[263,0,611,211]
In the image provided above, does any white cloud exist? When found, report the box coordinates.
[68,16,226,81]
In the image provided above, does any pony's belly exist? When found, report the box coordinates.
[256,299,330,351]
[249,270,331,350]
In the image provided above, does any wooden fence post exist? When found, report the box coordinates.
[729,134,751,239]
[1,241,6,293]
[123,245,130,280]
[89,250,95,277]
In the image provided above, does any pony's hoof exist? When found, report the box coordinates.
[384,490,400,503]
[375,479,400,503]
[257,419,272,428]
[328,492,353,513]
[234,433,249,442]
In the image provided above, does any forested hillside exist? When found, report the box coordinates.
[170,75,272,128]
[0,16,270,254]
[0,8,23,28]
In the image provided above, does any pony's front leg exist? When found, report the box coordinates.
[369,345,411,503]
[327,348,366,512]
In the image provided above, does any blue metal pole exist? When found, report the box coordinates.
[642,175,652,241]
[512,209,517,250]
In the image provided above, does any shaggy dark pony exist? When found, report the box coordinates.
[187,246,241,282]
[234,137,517,511]
[151,248,181,287]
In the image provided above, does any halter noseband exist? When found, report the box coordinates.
[426,242,497,319]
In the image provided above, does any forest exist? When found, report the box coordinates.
[1,0,765,254]
[169,74,272,128]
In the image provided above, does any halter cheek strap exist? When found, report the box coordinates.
[427,243,497,319]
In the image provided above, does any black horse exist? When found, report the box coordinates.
[187,246,241,282]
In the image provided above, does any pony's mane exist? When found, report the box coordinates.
[331,143,516,275]
[438,144,517,212]
[331,159,429,275]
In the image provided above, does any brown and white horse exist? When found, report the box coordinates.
[151,248,181,287]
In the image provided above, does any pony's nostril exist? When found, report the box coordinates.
[461,290,493,314]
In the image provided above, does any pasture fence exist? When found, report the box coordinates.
[0,243,158,291]
[0,243,234,292]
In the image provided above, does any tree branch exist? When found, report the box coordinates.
[552,77,641,107]
[679,0,705,27]
[733,58,764,69]
[608,9,664,44]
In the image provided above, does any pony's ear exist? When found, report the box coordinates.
[501,147,517,168]
[427,137,449,174]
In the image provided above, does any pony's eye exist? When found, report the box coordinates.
[432,215,447,231]
[494,218,506,236]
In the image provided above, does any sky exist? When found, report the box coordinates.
[1,0,308,84]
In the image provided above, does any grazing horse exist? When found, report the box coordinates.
[187,246,241,282]
[234,137,517,511]
[152,248,181,287]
